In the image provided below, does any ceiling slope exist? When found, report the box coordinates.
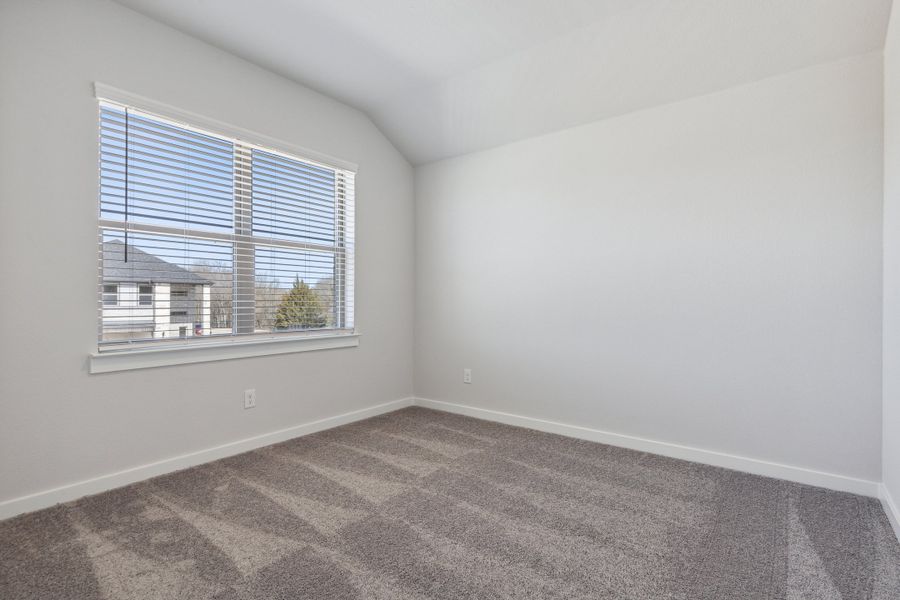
[114,0,893,164]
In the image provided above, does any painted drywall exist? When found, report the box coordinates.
[415,53,885,481]
[0,0,414,507]
[883,0,900,520]
[112,0,894,164]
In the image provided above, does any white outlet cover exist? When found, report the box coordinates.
[244,389,256,409]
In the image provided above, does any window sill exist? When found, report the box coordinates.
[89,333,360,374]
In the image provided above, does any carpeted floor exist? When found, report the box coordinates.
[2,407,899,599]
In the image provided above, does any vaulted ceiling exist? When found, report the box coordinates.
[114,0,893,164]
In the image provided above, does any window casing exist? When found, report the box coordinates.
[97,100,355,351]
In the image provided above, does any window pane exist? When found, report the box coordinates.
[100,229,233,342]
[254,246,335,331]
[138,284,153,306]
[102,284,118,306]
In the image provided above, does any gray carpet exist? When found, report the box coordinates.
[2,406,899,599]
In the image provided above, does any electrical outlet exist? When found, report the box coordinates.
[244,389,256,409]
[463,368,472,384]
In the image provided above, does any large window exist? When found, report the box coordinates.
[97,101,355,349]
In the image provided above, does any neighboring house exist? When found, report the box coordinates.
[101,240,212,341]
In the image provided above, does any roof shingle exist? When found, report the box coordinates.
[102,240,212,285]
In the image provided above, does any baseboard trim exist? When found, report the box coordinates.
[2,396,886,523]
[0,397,414,521]
[880,484,900,543]
[413,398,881,498]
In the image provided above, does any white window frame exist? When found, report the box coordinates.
[90,84,359,374]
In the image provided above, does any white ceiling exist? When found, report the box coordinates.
[114,0,893,164]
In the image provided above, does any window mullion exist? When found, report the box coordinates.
[233,143,255,335]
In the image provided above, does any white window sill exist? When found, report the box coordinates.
[89,333,360,374]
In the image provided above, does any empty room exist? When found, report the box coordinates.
[2,0,900,597]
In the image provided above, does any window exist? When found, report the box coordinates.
[97,100,355,350]
[138,284,152,306]
[102,284,118,306]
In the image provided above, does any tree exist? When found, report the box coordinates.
[274,277,327,329]
[313,276,335,327]
[190,261,233,330]
[255,277,281,330]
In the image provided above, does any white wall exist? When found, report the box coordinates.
[415,53,884,482]
[0,0,414,507]
[0,0,889,514]
[883,1,900,515]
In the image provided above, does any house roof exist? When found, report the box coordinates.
[102,240,212,285]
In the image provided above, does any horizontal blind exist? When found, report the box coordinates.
[99,106,234,231]
[97,101,355,348]
[252,149,336,243]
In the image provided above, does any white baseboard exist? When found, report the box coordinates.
[2,395,888,528]
[413,398,881,498]
[880,484,900,543]
[0,397,414,521]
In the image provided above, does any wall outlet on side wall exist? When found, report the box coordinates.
[244,389,256,409]
[463,368,472,384]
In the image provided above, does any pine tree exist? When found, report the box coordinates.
[274,277,327,329]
